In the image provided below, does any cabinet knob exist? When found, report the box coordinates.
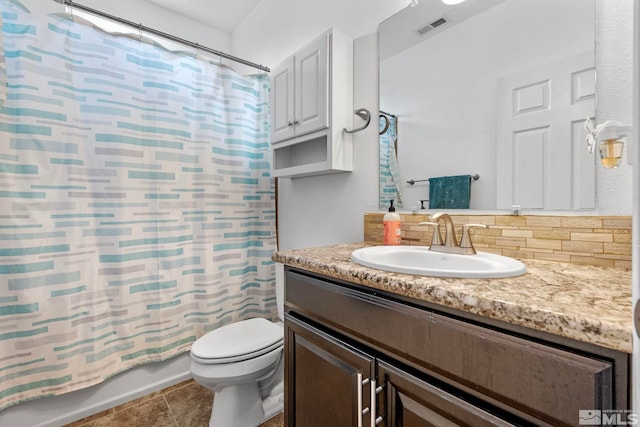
[293,120,299,125]
[287,121,294,127]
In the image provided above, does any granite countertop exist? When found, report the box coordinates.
[272,243,633,353]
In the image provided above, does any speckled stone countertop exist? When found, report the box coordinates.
[272,243,633,353]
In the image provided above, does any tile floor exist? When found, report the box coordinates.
[64,379,284,427]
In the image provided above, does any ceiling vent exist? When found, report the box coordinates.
[415,17,448,36]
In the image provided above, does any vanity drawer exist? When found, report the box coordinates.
[285,269,613,426]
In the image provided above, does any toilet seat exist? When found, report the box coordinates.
[191,318,283,364]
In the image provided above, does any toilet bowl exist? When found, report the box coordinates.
[189,264,285,427]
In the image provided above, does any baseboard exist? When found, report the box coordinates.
[0,352,192,427]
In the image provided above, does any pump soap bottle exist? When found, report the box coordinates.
[383,200,401,246]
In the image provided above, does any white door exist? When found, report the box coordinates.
[294,33,329,138]
[270,57,295,143]
[496,51,595,210]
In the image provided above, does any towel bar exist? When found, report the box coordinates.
[407,174,479,185]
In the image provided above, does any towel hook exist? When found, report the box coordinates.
[379,114,390,135]
[343,108,371,134]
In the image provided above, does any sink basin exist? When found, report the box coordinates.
[350,246,526,278]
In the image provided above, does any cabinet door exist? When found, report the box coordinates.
[377,361,516,427]
[271,56,295,143]
[285,315,373,427]
[293,34,329,137]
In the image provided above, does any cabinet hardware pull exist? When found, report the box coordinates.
[357,373,370,427]
[287,121,294,127]
[357,373,363,427]
[293,120,299,125]
[370,379,385,427]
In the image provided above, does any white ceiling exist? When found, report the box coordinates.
[379,0,506,60]
[144,0,262,33]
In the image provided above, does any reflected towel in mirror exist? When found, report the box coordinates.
[428,175,472,209]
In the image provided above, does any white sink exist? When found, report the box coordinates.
[350,246,527,279]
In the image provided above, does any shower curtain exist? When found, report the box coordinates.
[0,0,275,410]
[379,114,403,208]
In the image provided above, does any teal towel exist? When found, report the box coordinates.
[428,175,472,209]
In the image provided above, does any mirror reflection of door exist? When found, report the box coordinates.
[496,52,595,210]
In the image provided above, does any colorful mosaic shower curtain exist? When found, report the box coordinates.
[0,0,275,410]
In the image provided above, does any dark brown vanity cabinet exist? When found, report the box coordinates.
[284,268,630,427]
[286,316,375,426]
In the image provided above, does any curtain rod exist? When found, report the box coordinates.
[51,0,270,73]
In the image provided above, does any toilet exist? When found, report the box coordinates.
[189,264,285,427]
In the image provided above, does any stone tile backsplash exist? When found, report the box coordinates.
[364,213,632,268]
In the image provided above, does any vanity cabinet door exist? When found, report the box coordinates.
[377,361,516,427]
[285,315,374,427]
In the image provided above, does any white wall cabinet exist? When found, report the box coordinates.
[270,29,353,178]
[271,39,328,142]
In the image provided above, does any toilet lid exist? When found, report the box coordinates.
[191,318,283,361]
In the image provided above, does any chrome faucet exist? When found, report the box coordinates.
[419,212,487,255]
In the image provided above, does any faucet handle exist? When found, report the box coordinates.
[418,221,443,246]
[460,224,487,253]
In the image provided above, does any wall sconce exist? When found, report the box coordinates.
[584,119,633,169]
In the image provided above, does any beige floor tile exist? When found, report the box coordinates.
[260,412,284,427]
[164,380,213,427]
[64,378,284,427]
[73,395,175,427]
[64,408,116,427]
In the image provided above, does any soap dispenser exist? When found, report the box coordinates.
[383,200,401,246]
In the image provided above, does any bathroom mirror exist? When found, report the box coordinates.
[379,0,596,211]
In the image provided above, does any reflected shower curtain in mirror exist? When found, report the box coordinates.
[0,10,5,107]
[379,113,403,208]
[0,0,275,410]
